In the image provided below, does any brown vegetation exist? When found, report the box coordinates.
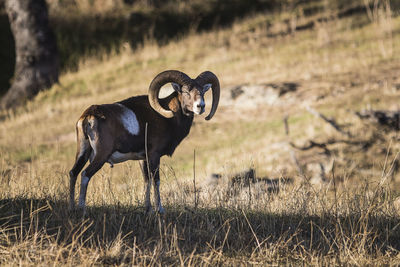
[0,0,400,265]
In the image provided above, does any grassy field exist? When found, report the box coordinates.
[1,0,400,265]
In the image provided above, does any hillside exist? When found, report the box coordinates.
[1,1,400,265]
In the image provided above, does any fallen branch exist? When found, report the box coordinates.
[290,138,371,153]
[306,106,353,138]
[289,140,331,155]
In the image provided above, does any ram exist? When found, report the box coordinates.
[69,70,220,214]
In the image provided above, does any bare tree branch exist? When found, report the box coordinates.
[306,106,353,138]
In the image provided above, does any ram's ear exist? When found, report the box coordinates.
[171,83,182,92]
[202,83,212,93]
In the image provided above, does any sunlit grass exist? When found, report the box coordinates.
[1,1,400,265]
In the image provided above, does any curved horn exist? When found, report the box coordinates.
[149,70,192,118]
[195,71,220,120]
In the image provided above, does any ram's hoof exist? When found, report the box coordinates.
[145,205,153,214]
[157,207,165,215]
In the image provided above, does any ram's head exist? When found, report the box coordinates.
[148,70,220,120]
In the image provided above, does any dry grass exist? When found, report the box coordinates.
[0,173,399,265]
[1,1,400,265]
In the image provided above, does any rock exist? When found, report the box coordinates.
[223,83,299,109]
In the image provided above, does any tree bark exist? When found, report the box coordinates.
[2,0,58,109]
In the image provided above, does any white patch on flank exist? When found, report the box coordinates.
[108,151,145,165]
[117,104,139,135]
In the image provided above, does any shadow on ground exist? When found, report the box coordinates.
[0,197,399,262]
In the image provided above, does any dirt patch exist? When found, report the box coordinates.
[221,82,299,110]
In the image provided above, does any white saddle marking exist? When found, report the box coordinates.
[117,103,140,135]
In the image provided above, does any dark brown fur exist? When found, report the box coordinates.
[69,70,220,213]
[69,92,194,211]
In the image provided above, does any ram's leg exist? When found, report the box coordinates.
[150,157,164,214]
[78,154,108,212]
[69,127,92,210]
[140,160,152,213]
[140,156,163,214]
[69,149,91,210]
[78,119,113,213]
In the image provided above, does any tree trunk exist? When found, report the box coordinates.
[1,0,58,109]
